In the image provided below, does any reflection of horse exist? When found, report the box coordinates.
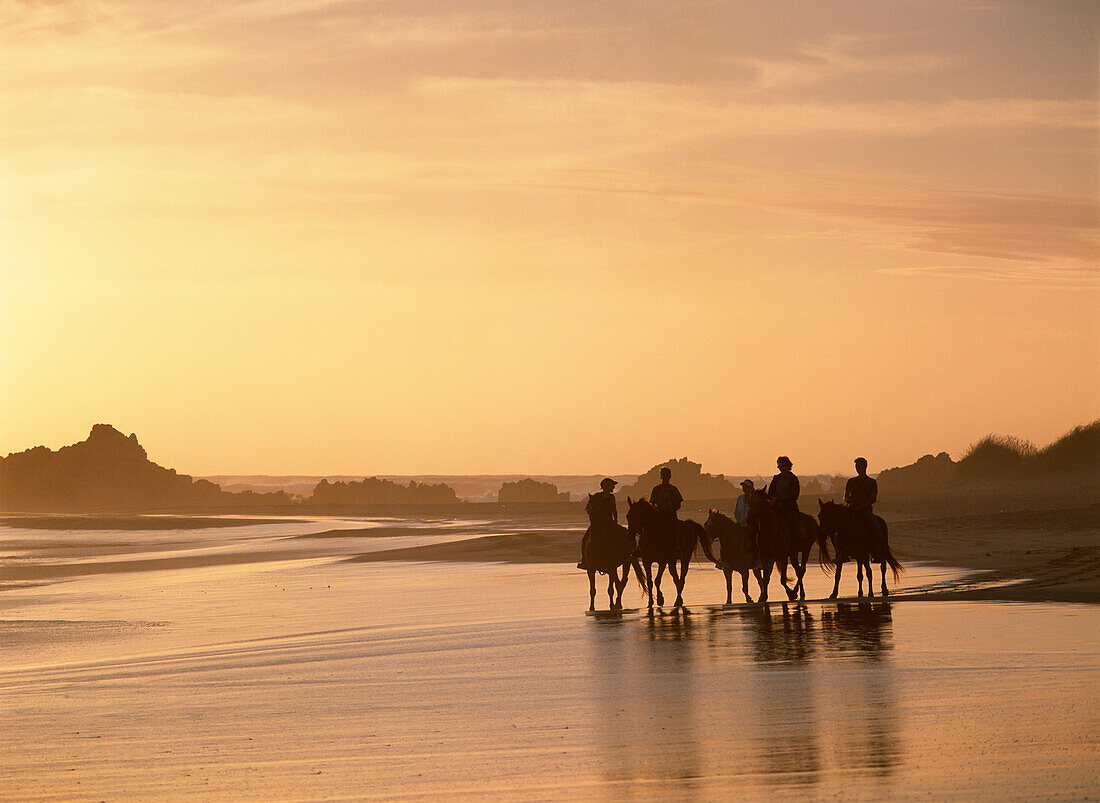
[738,603,817,665]
[821,601,893,657]
[701,510,762,604]
[816,501,902,599]
[583,495,645,611]
[626,498,718,609]
[746,489,833,602]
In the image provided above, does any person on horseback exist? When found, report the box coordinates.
[767,456,800,552]
[649,466,683,540]
[734,479,753,526]
[735,478,763,569]
[843,457,878,563]
[577,477,618,570]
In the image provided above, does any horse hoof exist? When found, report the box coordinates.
[828,593,838,600]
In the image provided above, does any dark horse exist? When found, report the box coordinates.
[745,489,833,602]
[701,510,762,604]
[626,498,717,609]
[816,500,903,599]
[583,495,645,611]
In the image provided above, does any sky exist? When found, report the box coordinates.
[2,0,1098,476]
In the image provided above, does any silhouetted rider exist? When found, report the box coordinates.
[767,456,800,550]
[843,457,878,560]
[578,477,618,570]
[649,466,683,539]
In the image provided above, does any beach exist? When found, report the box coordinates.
[0,501,1097,800]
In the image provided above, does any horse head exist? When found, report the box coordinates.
[624,496,654,538]
[816,499,843,536]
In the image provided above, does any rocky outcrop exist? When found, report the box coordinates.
[619,457,738,500]
[876,452,956,491]
[497,478,569,504]
[0,425,289,511]
[308,477,459,505]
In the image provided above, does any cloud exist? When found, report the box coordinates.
[877,264,1098,287]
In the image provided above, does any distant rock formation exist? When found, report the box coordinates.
[619,457,738,500]
[877,452,956,491]
[0,424,290,511]
[497,478,569,504]
[308,477,459,505]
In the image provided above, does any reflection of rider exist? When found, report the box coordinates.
[843,457,878,562]
[649,466,683,538]
[578,477,618,569]
[768,456,800,550]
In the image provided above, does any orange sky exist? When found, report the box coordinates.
[2,1,1097,475]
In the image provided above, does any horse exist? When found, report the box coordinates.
[582,495,645,611]
[816,500,903,599]
[701,509,762,604]
[744,489,832,602]
[789,507,833,600]
[625,497,717,609]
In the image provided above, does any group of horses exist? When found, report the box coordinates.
[581,489,903,611]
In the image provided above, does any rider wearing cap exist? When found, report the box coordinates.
[578,477,619,570]
[649,466,683,540]
[734,479,754,527]
[735,478,763,569]
[768,456,800,550]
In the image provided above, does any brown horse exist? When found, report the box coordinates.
[745,489,832,602]
[816,500,903,599]
[583,495,645,611]
[626,497,717,608]
[702,509,762,604]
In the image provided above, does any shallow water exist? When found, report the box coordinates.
[0,519,1095,800]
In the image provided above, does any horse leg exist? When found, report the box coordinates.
[741,570,753,604]
[673,556,687,607]
[588,569,597,611]
[724,568,733,605]
[794,550,809,601]
[644,562,655,609]
[866,558,875,598]
[880,558,889,597]
[856,561,865,597]
[606,572,616,609]
[778,556,797,601]
[830,561,843,600]
[613,564,627,609]
[664,561,682,608]
[759,563,771,604]
[654,563,666,607]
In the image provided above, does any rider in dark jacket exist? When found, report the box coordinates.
[843,457,878,561]
[649,466,683,539]
[768,456,800,549]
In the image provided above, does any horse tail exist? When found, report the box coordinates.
[693,521,718,564]
[880,519,903,582]
[631,557,649,596]
[815,525,834,575]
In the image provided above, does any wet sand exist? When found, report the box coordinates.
[0,511,1097,798]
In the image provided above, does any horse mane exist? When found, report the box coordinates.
[707,509,734,526]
